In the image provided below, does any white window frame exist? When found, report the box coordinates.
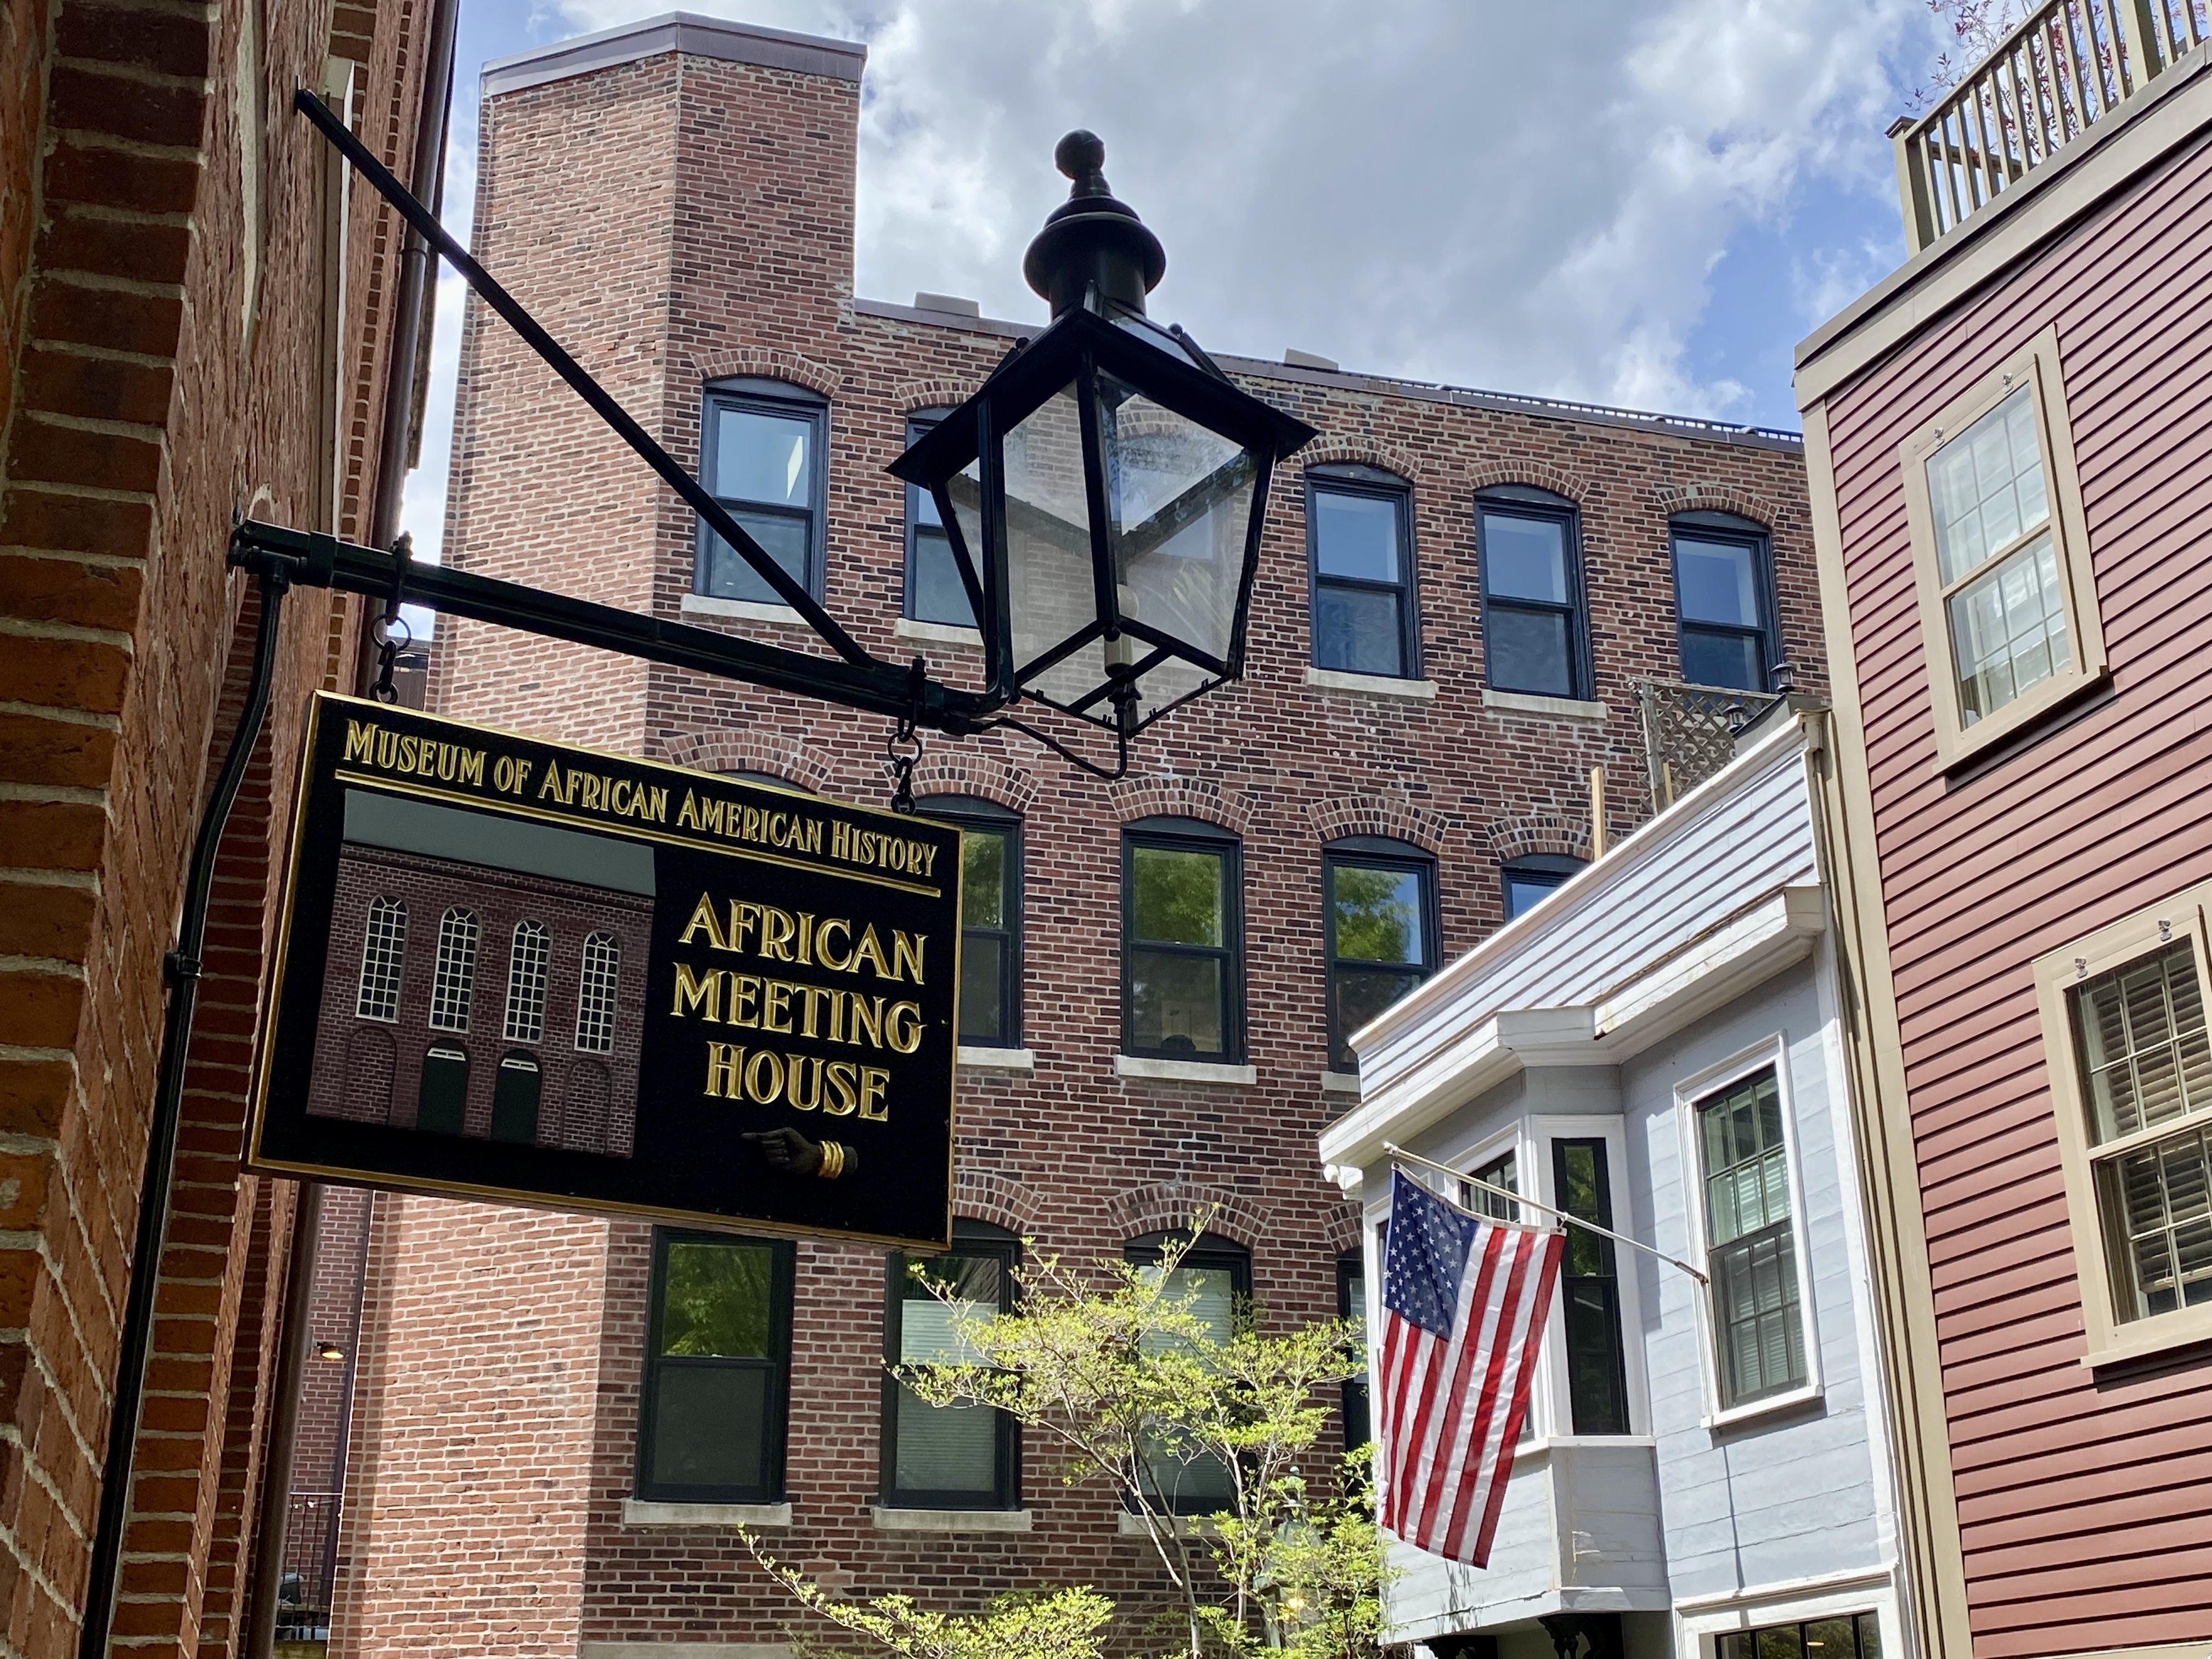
[1673,1036,1824,1429]
[2035,883,2212,1367]
[1673,1570,1901,1659]
[1530,1113,1654,1443]
[1897,323,2103,770]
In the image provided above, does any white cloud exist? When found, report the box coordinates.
[402,0,1950,556]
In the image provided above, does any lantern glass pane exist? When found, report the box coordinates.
[1098,373,1256,672]
[997,381,1109,708]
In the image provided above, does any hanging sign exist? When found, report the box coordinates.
[246,692,961,1250]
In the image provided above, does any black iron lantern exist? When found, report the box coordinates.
[892,132,1317,748]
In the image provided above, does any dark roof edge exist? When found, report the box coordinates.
[849,298,1804,453]
[483,12,865,98]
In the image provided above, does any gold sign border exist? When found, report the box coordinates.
[244,691,962,1252]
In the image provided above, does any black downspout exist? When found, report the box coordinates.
[77,557,291,1659]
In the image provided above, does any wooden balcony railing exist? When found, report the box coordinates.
[1892,0,2209,253]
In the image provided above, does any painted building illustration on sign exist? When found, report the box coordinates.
[305,787,654,1157]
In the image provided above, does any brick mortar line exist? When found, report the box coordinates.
[0,477,157,507]
[0,693,129,725]
[0,955,86,977]
[0,1421,92,1553]
[15,336,179,372]
[48,55,212,95]
[0,780,112,805]
[0,616,136,651]
[0,1044,74,1063]
[47,129,205,167]
[18,407,168,446]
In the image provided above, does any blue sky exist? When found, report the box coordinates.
[400,1,1951,564]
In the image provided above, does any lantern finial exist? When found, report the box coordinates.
[1024,130,1166,319]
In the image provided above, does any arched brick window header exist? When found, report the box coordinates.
[954,1167,1042,1235]
[1465,461,1590,503]
[657,731,833,794]
[1486,813,1591,862]
[1306,795,1442,853]
[689,347,840,400]
[1108,776,1250,836]
[1105,1182,1266,1249]
[906,752,1037,812]
[1300,439,1422,486]
[1651,483,1785,531]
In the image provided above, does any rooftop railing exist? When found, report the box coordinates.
[1892,0,2209,253]
[1638,681,1782,809]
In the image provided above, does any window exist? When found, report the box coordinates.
[1122,819,1242,1063]
[903,412,975,627]
[1125,1232,1250,1513]
[575,932,619,1054]
[1696,1067,1807,1407]
[696,380,828,605]
[503,920,549,1044]
[1672,512,1777,693]
[356,895,406,1022]
[1554,1138,1630,1434]
[1338,1251,1369,1451]
[428,908,478,1033]
[1323,839,1436,1073]
[637,1230,795,1504]
[882,1223,1019,1509]
[1502,854,1585,921]
[1900,325,2102,766]
[1478,488,1585,699]
[1462,1149,1520,1223]
[920,797,1021,1048]
[1716,1612,1884,1659]
[2038,899,2212,1362]
[1307,466,1416,678]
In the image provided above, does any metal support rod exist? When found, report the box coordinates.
[230,520,1000,733]
[80,557,292,1659]
[1383,1142,1709,1286]
[289,86,874,669]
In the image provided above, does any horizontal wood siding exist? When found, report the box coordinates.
[1824,119,2212,1657]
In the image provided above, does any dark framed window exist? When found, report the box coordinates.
[636,1229,795,1504]
[902,411,974,627]
[882,1222,1020,1509]
[919,795,1021,1048]
[1502,853,1585,921]
[1478,487,1587,699]
[1697,1067,1807,1407]
[696,379,828,605]
[1717,1612,1883,1659]
[1307,465,1417,678]
[1461,1148,1520,1223]
[1337,1250,1369,1451]
[1122,817,1243,1063]
[1553,1138,1630,1435]
[1672,512,1778,693]
[1323,838,1437,1073]
[1125,1231,1251,1513]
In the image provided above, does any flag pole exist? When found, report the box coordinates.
[1383,1142,1709,1287]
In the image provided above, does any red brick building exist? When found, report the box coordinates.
[313,14,1825,1656]
[1797,14,2212,1659]
[0,0,448,1654]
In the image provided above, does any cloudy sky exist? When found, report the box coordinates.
[400,0,1955,562]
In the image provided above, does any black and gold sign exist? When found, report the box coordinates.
[246,693,961,1250]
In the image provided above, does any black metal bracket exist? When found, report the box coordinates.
[287,87,1011,738]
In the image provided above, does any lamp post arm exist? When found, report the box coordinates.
[232,522,1002,733]
[291,87,873,669]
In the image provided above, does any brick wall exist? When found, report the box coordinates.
[328,21,1828,1656]
[0,0,435,1654]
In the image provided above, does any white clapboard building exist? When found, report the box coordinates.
[1320,707,1910,1659]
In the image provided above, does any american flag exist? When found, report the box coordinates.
[1376,1169,1565,1566]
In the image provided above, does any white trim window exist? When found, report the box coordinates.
[577,931,620,1054]
[1695,1064,1808,1409]
[356,895,406,1022]
[428,907,479,1034]
[503,920,550,1043]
